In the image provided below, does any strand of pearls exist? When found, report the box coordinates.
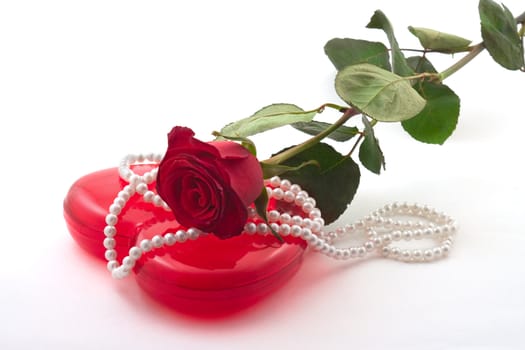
[254,176,456,262]
[105,154,207,279]
[102,155,457,280]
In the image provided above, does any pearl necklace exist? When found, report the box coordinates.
[104,154,457,279]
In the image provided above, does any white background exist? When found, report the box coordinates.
[1,0,524,349]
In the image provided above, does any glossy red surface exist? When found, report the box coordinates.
[63,165,307,315]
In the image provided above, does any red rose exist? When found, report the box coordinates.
[156,126,263,239]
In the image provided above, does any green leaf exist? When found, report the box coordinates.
[407,56,437,73]
[212,131,257,156]
[254,187,283,242]
[479,0,524,70]
[260,160,319,179]
[402,81,460,144]
[335,63,426,122]
[359,116,385,174]
[292,121,359,142]
[408,26,472,52]
[220,103,318,138]
[278,143,360,224]
[324,38,391,71]
[367,10,414,76]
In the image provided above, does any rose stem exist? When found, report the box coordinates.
[263,107,359,165]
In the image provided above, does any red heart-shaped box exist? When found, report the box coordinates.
[64,164,307,316]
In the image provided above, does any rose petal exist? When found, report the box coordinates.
[212,141,263,206]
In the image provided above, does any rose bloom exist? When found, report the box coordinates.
[156,127,263,239]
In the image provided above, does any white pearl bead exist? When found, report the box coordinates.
[153,195,163,207]
[279,224,291,236]
[291,225,302,237]
[113,197,126,207]
[401,250,411,261]
[119,168,132,182]
[305,198,316,208]
[245,222,257,234]
[382,246,391,256]
[122,256,135,268]
[280,179,291,190]
[117,190,131,202]
[270,176,281,187]
[289,184,301,194]
[112,267,126,279]
[313,239,324,250]
[105,214,118,226]
[357,247,366,257]
[350,247,358,257]
[310,220,322,233]
[140,239,153,252]
[297,190,309,198]
[268,210,280,222]
[309,208,321,219]
[294,196,306,206]
[302,202,314,213]
[328,246,336,257]
[123,185,135,196]
[129,246,143,259]
[412,250,423,261]
[107,260,119,272]
[129,174,140,185]
[283,191,295,203]
[257,223,268,234]
[307,235,319,245]
[143,172,154,184]
[392,231,402,241]
[104,249,117,261]
[136,183,148,194]
[280,213,291,224]
[104,226,116,238]
[103,237,116,249]
[152,235,164,248]
[301,228,312,239]
[175,230,188,242]
[424,249,434,261]
[143,191,154,202]
[272,188,284,200]
[187,228,200,240]
[164,233,176,245]
[390,247,400,258]
[109,204,122,215]
[302,218,313,229]
[292,215,303,226]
